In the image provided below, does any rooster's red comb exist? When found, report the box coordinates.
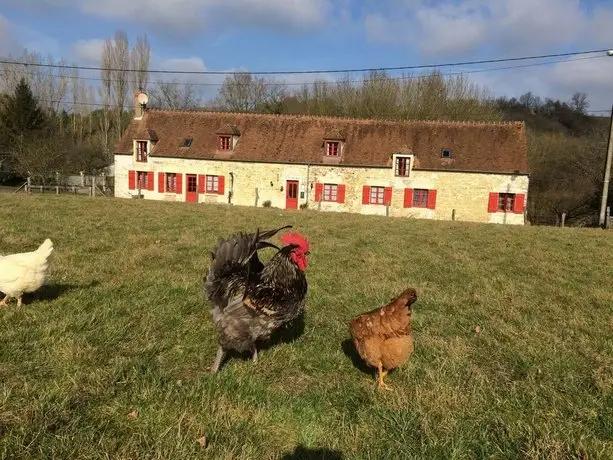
[280,231,309,252]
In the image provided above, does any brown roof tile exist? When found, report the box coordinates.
[115,110,529,174]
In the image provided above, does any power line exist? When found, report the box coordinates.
[0,48,610,76]
[0,55,606,88]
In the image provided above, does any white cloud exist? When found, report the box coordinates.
[365,0,613,55]
[71,38,105,65]
[0,14,20,56]
[364,0,613,107]
[0,13,60,57]
[2,0,334,37]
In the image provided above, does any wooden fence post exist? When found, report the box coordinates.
[561,213,566,228]
[452,209,456,221]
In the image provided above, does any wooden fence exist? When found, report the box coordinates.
[18,176,113,197]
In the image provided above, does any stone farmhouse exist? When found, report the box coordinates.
[114,92,529,225]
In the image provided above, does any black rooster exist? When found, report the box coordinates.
[205,225,310,373]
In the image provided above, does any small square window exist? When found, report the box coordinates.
[369,186,385,205]
[206,175,219,193]
[395,157,410,176]
[182,137,193,148]
[326,141,339,156]
[413,189,429,207]
[165,173,177,193]
[498,193,515,212]
[219,136,231,151]
[322,184,338,202]
[136,141,148,162]
[136,171,148,189]
[441,148,451,158]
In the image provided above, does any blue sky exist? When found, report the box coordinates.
[1,0,612,111]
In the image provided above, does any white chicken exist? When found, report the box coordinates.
[0,239,54,307]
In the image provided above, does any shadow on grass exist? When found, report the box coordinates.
[281,445,343,459]
[341,338,375,377]
[22,280,101,303]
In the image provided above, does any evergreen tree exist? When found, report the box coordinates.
[0,78,47,147]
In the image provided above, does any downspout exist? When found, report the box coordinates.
[228,172,234,204]
[305,163,311,205]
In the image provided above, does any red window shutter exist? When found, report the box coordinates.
[147,172,154,191]
[404,188,413,208]
[383,187,393,205]
[314,183,323,202]
[176,174,182,194]
[128,170,135,190]
[337,184,346,203]
[513,193,525,214]
[427,189,437,209]
[218,176,225,195]
[488,193,499,212]
[158,172,165,193]
[198,175,205,194]
[362,186,371,204]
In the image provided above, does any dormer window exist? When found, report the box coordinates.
[216,124,240,152]
[441,148,451,158]
[136,141,148,162]
[326,141,339,156]
[181,137,193,148]
[395,156,411,176]
[218,135,232,151]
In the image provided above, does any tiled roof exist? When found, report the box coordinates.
[115,109,529,174]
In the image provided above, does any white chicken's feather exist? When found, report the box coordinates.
[0,239,54,300]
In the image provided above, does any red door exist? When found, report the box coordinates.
[186,174,198,203]
[286,180,299,209]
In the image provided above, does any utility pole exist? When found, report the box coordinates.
[598,102,613,227]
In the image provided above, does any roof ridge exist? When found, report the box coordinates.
[145,107,524,128]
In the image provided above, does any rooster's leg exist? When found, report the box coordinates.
[377,362,392,391]
[210,346,226,374]
[251,345,258,363]
[0,295,8,307]
[16,296,22,308]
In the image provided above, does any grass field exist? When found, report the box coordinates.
[1,195,612,459]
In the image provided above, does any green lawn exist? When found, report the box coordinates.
[1,194,612,459]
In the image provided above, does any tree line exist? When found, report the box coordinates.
[0,28,610,226]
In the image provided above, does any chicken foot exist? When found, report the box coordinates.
[210,346,226,374]
[377,362,392,391]
[252,345,258,363]
[0,295,23,307]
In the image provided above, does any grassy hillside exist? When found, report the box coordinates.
[1,195,612,459]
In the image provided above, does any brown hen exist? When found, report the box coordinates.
[349,287,417,390]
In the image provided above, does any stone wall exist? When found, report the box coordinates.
[114,154,528,225]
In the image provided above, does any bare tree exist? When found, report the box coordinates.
[110,30,130,139]
[215,72,289,112]
[570,92,589,115]
[149,80,202,110]
[131,34,151,94]
[10,135,67,185]
[99,40,113,156]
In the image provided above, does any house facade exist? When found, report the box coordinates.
[114,93,530,225]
